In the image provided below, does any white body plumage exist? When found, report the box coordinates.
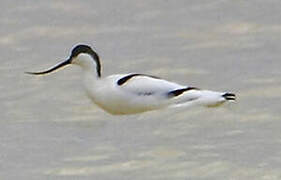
[27,44,236,115]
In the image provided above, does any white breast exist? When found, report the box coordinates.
[83,74,182,114]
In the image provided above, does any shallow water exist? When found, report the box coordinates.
[1,0,281,179]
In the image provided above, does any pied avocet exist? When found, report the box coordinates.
[26,44,236,115]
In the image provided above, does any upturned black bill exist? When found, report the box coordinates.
[25,59,71,75]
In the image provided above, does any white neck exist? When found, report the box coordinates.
[73,53,101,78]
[72,53,102,99]
[82,67,102,102]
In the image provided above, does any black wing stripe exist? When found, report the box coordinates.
[167,87,199,97]
[117,74,161,86]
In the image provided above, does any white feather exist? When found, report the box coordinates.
[83,73,229,115]
[28,44,236,115]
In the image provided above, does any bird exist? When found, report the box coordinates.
[26,44,236,115]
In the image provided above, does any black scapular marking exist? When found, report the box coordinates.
[117,74,160,86]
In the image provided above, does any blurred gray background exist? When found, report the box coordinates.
[1,0,281,179]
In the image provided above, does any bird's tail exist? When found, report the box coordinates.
[222,92,236,101]
[198,90,236,107]
[169,89,236,108]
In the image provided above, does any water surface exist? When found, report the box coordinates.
[1,1,281,179]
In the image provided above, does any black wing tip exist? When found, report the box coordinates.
[222,92,236,101]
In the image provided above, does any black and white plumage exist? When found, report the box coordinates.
[26,44,236,115]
